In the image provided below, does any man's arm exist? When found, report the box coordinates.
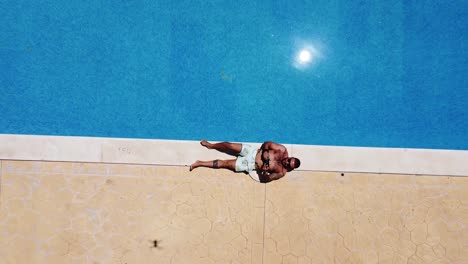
[257,171,285,183]
[260,141,271,150]
[268,172,285,181]
[261,141,286,153]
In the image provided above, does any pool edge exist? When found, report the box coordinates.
[0,134,467,176]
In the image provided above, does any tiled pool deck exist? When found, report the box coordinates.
[1,134,467,263]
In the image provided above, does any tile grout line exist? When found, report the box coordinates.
[261,183,266,264]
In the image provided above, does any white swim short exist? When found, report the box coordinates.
[235,144,257,172]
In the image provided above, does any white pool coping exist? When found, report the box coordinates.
[0,134,467,176]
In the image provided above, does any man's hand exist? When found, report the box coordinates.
[258,169,269,177]
[257,170,271,183]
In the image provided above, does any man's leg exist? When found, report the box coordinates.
[190,159,236,171]
[200,140,242,156]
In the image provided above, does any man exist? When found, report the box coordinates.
[190,140,301,183]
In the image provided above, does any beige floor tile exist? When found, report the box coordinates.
[263,171,468,263]
[0,161,263,264]
[0,160,2,208]
[1,160,467,264]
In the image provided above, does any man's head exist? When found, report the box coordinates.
[282,157,301,172]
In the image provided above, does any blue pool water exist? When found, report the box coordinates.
[1,1,467,150]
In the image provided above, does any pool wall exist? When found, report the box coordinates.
[1,135,467,263]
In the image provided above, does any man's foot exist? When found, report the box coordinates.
[189,161,201,171]
[200,140,212,149]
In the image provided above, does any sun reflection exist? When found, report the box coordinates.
[298,49,312,63]
[292,41,322,70]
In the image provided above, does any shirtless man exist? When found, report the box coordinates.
[189,140,301,183]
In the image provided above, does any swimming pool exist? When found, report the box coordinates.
[1,1,467,150]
